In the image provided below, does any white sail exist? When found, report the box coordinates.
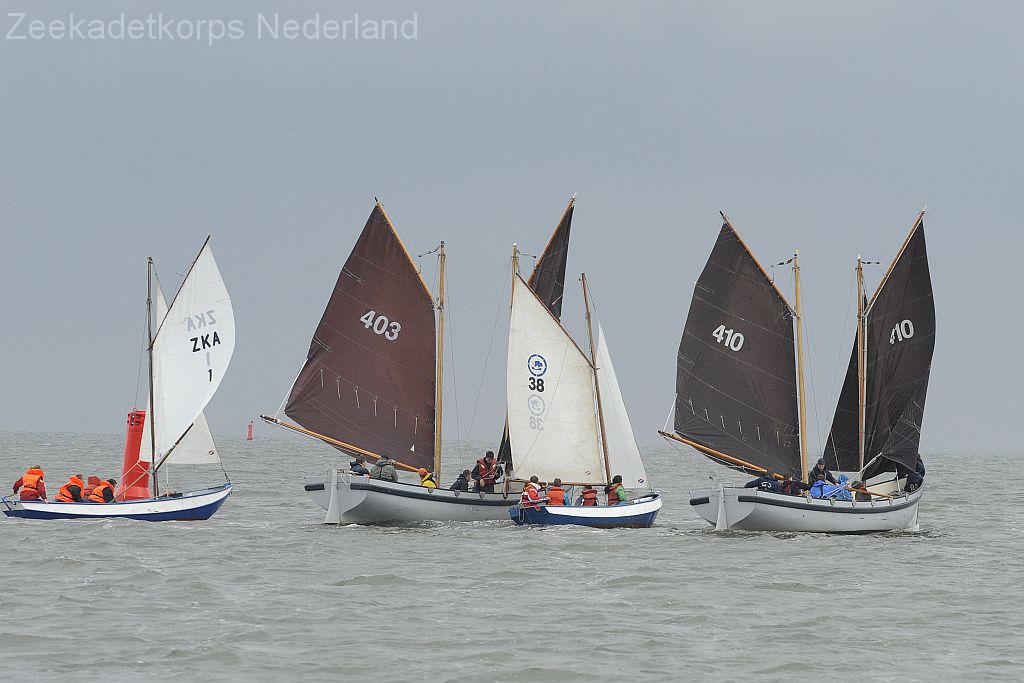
[507,274,604,483]
[150,242,234,461]
[141,282,221,464]
[595,323,648,489]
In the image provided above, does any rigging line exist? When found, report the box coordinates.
[443,254,463,472]
[827,276,856,417]
[465,262,509,447]
[133,304,148,410]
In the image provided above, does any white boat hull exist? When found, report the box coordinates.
[689,485,923,533]
[304,470,518,524]
[1,484,232,521]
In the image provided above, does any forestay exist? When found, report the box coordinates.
[595,323,648,489]
[283,204,437,470]
[507,274,604,483]
[673,220,802,478]
[142,283,220,464]
[150,243,235,462]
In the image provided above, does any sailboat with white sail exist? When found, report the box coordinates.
[3,240,235,521]
[264,201,576,524]
[506,250,661,528]
[661,213,932,533]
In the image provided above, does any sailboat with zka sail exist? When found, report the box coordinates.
[660,213,930,533]
[3,240,235,521]
[506,249,661,528]
[263,201,519,524]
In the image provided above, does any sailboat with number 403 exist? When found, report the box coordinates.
[506,248,662,528]
[2,240,235,521]
[262,201,575,524]
[661,213,933,533]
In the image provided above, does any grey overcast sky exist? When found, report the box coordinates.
[1,1,1020,455]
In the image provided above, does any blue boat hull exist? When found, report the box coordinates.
[509,494,662,528]
[1,483,232,521]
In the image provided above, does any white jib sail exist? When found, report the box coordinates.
[150,242,234,462]
[507,274,604,483]
[595,322,648,489]
[140,283,221,464]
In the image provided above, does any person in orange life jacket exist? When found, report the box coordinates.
[546,478,566,506]
[82,475,102,500]
[450,469,472,491]
[55,474,86,502]
[745,470,782,494]
[88,478,117,503]
[472,451,503,493]
[13,466,46,501]
[417,468,437,489]
[604,475,627,505]
[579,485,598,506]
[520,475,545,509]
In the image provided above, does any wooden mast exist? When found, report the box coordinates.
[581,273,612,484]
[856,255,867,471]
[146,257,159,499]
[433,241,446,478]
[792,250,809,483]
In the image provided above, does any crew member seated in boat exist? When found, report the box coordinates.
[546,478,566,506]
[807,458,837,485]
[349,456,370,476]
[417,468,437,489]
[472,451,503,493]
[369,456,398,482]
[450,470,472,491]
[745,470,782,494]
[12,465,46,501]
[55,474,86,502]
[88,478,117,503]
[904,456,925,492]
[82,475,102,500]
[579,485,598,506]
[780,474,807,496]
[520,476,544,509]
[605,475,627,505]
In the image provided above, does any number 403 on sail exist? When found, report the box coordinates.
[360,310,401,341]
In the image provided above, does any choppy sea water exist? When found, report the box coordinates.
[1,430,1021,682]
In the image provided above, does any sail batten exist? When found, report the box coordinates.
[672,221,802,478]
[283,204,437,470]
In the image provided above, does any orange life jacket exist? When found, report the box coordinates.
[581,488,598,506]
[89,481,113,503]
[476,458,498,485]
[82,476,101,499]
[55,476,85,503]
[546,486,565,506]
[520,485,541,509]
[20,468,44,492]
[607,484,623,505]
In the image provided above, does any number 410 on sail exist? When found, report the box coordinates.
[712,325,745,351]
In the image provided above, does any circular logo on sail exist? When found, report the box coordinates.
[528,395,545,416]
[527,354,547,377]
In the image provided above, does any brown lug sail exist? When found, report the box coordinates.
[284,203,438,470]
